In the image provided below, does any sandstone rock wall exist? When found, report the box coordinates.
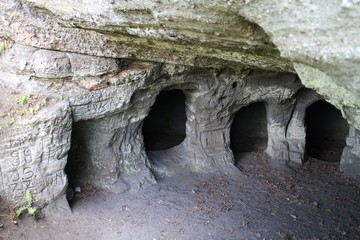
[0,0,359,214]
[0,46,348,214]
[341,127,360,181]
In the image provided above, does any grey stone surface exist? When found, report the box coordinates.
[1,0,359,125]
[294,63,360,130]
[32,50,72,79]
[0,0,292,72]
[0,102,72,215]
[67,53,120,79]
[0,0,359,128]
[286,89,324,164]
[0,59,306,213]
[1,1,358,119]
[0,44,122,81]
[341,127,360,181]
[0,55,356,214]
[0,0,359,215]
[265,101,295,165]
[238,1,360,125]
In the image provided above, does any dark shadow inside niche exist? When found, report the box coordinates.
[65,121,91,188]
[305,100,349,162]
[65,120,92,205]
[142,89,187,151]
[230,102,268,153]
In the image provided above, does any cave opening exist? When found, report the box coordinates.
[305,100,349,162]
[230,102,268,153]
[142,89,187,151]
[65,120,92,204]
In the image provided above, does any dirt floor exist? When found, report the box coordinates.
[1,152,360,240]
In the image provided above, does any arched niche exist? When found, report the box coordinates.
[305,100,349,162]
[142,89,187,151]
[230,102,268,154]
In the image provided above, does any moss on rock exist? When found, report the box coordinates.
[294,63,360,129]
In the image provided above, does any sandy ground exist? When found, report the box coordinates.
[1,152,360,240]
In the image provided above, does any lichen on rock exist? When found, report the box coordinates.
[0,0,359,214]
[294,63,360,130]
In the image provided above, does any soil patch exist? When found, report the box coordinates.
[1,152,359,240]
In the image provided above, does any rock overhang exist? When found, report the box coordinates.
[0,0,293,72]
[0,0,359,215]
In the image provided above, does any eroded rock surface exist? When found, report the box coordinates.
[341,127,360,180]
[0,0,359,214]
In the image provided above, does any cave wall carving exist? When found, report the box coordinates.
[0,0,359,214]
[0,45,356,214]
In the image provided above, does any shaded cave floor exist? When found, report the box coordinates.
[1,153,360,240]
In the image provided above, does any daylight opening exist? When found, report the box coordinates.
[305,100,349,162]
[230,102,268,153]
[142,89,187,151]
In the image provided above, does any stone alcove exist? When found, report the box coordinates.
[2,58,358,214]
[230,102,268,154]
[65,120,89,190]
[142,89,189,177]
[65,115,128,193]
[142,89,187,151]
[305,100,349,162]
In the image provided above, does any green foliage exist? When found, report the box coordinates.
[0,42,5,51]
[28,207,36,215]
[0,95,49,130]
[25,190,33,203]
[13,95,28,105]
[15,190,36,219]
[19,96,28,105]
[124,77,131,85]
[57,95,64,101]
[0,40,12,54]
[15,206,27,218]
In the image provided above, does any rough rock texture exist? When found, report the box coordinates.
[0,0,359,213]
[294,63,360,130]
[0,103,72,215]
[0,0,292,72]
[0,45,305,212]
[0,0,358,125]
[286,89,324,164]
[238,1,360,130]
[0,1,358,120]
[341,127,360,180]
